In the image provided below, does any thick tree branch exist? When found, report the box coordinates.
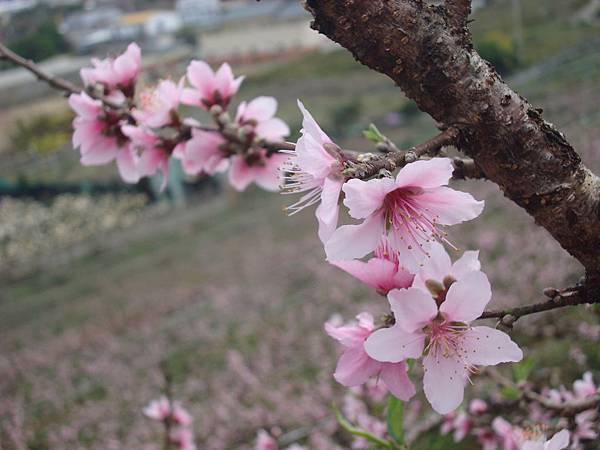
[304,0,600,284]
[445,0,472,36]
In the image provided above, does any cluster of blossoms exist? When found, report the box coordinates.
[439,372,598,449]
[279,104,526,415]
[66,43,598,449]
[70,43,289,192]
[144,396,196,450]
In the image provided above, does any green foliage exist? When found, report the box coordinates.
[9,111,74,154]
[330,99,362,139]
[363,123,386,144]
[6,20,69,66]
[386,396,405,446]
[512,356,537,382]
[334,405,396,449]
[476,31,520,75]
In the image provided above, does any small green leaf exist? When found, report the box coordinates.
[512,356,536,382]
[386,396,405,445]
[501,386,520,400]
[334,405,394,449]
[362,123,385,143]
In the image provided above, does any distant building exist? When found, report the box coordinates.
[176,0,219,27]
[119,10,183,37]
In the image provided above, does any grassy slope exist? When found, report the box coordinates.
[1,1,600,448]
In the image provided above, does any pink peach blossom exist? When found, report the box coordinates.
[170,428,197,450]
[365,261,522,414]
[121,125,172,191]
[133,78,184,128]
[174,128,229,176]
[331,239,414,295]
[469,398,488,414]
[492,417,522,450]
[228,151,288,192]
[80,43,141,94]
[325,158,484,270]
[520,430,570,450]
[573,372,597,399]
[256,430,278,450]
[281,101,345,243]
[325,313,415,401]
[572,410,597,448]
[226,97,290,191]
[69,92,140,183]
[143,396,171,422]
[182,60,244,109]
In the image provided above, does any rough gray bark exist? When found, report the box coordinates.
[304,0,600,290]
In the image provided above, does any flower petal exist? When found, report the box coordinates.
[451,250,481,279]
[325,213,384,261]
[545,430,570,450]
[423,352,467,414]
[342,177,396,219]
[388,287,438,333]
[228,155,255,191]
[462,326,523,366]
[395,158,454,189]
[241,96,277,122]
[411,186,484,226]
[380,362,416,401]
[364,326,425,363]
[440,271,491,323]
[334,346,381,387]
[331,257,413,294]
[315,177,343,243]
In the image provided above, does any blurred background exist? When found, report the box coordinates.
[0,0,599,449]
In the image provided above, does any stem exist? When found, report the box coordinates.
[479,284,600,323]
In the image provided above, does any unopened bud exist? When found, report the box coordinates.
[543,287,559,299]
[404,151,417,163]
[376,142,389,153]
[218,111,231,125]
[425,279,445,298]
[209,104,223,116]
[496,314,516,333]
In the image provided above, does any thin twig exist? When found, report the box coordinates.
[486,368,600,417]
[479,285,599,324]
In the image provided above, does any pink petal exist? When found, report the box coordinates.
[116,146,140,183]
[364,326,425,363]
[462,326,523,366]
[415,242,452,288]
[380,362,416,401]
[451,250,481,279]
[297,100,331,144]
[186,60,215,97]
[440,271,491,323]
[214,62,236,97]
[180,87,203,107]
[68,92,101,117]
[423,351,467,414]
[546,430,570,450]
[395,157,454,189]
[240,96,277,122]
[325,321,370,348]
[255,117,290,141]
[228,156,255,191]
[294,132,335,180]
[325,213,385,261]
[334,346,381,387]
[113,42,141,84]
[411,186,484,226]
[315,177,343,243]
[388,287,438,333]
[253,153,288,192]
[331,257,412,294]
[80,138,118,165]
[342,178,396,219]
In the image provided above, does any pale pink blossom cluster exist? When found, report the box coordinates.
[255,429,307,450]
[143,397,196,450]
[70,43,289,192]
[439,372,598,449]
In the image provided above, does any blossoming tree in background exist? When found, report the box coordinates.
[1,0,600,449]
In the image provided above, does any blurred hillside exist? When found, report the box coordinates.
[0,0,599,449]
